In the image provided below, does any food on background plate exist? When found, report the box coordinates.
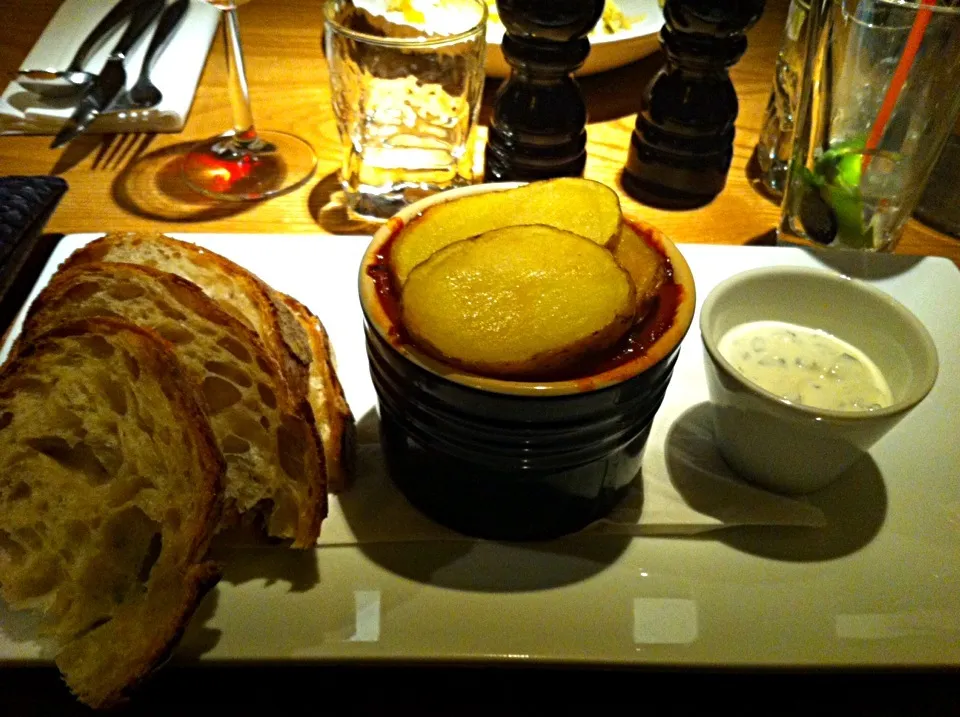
[0,318,223,709]
[388,177,622,286]
[385,0,632,37]
[18,262,326,547]
[62,232,356,493]
[483,0,632,35]
[402,225,636,377]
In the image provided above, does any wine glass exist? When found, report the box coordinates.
[182,0,317,201]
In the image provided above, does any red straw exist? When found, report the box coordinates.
[861,0,936,170]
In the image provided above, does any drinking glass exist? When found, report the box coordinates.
[182,0,317,201]
[756,0,813,197]
[778,0,960,252]
[323,0,487,221]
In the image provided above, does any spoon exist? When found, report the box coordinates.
[126,0,191,109]
[17,0,151,98]
[17,69,95,99]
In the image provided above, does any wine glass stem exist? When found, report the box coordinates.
[222,8,257,144]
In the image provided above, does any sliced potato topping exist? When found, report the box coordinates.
[390,178,623,285]
[400,225,636,379]
[611,225,668,315]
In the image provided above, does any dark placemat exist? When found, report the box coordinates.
[0,175,68,339]
[915,135,960,239]
[0,664,958,715]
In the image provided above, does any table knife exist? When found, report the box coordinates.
[68,0,158,78]
[50,0,165,149]
[18,0,154,89]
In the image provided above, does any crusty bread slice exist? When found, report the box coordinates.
[0,318,223,709]
[279,293,356,493]
[61,232,312,402]
[61,233,353,494]
[19,262,327,547]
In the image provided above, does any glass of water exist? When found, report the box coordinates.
[323,0,487,221]
[778,0,960,252]
[756,0,813,197]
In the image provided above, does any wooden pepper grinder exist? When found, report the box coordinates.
[623,0,766,209]
[483,0,604,182]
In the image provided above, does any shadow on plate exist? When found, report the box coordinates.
[664,404,888,562]
[354,533,633,594]
[110,141,255,223]
[212,541,321,594]
[177,532,327,660]
[664,403,829,533]
[176,587,223,661]
[339,409,633,593]
[712,456,887,561]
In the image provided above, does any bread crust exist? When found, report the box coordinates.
[62,232,311,401]
[60,233,353,497]
[279,293,357,493]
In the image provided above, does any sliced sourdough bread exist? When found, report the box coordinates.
[60,233,353,493]
[0,318,223,709]
[280,293,356,493]
[61,232,312,401]
[19,262,327,547]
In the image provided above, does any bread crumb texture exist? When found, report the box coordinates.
[22,262,326,547]
[0,318,223,709]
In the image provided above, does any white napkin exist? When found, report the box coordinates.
[0,0,220,136]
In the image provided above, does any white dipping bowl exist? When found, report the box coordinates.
[700,266,939,494]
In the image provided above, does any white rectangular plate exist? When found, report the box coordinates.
[2,235,959,667]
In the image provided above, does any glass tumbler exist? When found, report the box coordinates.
[323,0,487,221]
[778,0,960,252]
[756,0,814,197]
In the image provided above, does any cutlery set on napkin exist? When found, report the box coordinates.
[0,0,220,139]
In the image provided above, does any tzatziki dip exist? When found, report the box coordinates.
[718,320,893,412]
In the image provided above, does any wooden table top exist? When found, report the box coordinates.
[1,0,957,263]
[1,4,959,712]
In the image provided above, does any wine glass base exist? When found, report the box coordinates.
[182,130,317,201]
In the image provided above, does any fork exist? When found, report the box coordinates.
[126,0,190,109]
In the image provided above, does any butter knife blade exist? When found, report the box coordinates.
[50,0,164,149]
[18,0,153,84]
[67,0,157,75]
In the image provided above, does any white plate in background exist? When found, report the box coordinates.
[485,0,663,77]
